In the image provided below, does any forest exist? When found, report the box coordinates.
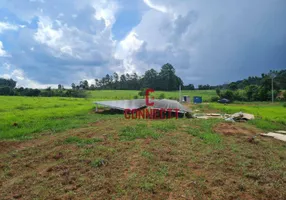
[0,63,285,101]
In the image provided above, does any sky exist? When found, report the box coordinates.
[0,0,285,88]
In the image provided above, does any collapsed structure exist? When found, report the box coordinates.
[94,99,192,119]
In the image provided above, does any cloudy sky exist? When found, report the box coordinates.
[0,0,285,88]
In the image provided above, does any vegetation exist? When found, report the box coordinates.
[0,78,87,98]
[211,102,286,126]
[0,96,116,139]
[1,115,285,199]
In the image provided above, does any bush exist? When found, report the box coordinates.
[220,90,234,101]
[283,103,286,108]
[210,96,220,102]
[134,95,138,99]
[159,93,165,99]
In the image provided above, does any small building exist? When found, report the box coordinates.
[183,95,191,103]
[193,96,202,104]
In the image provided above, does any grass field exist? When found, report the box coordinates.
[0,96,116,139]
[210,102,286,130]
[1,91,286,199]
[0,90,216,139]
[1,116,286,199]
[87,90,217,101]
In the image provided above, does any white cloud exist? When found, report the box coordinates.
[1,0,286,87]
[3,62,11,70]
[0,41,10,57]
[0,68,59,88]
[143,0,168,13]
[93,0,118,28]
[34,16,63,51]
[115,31,143,59]
[11,69,25,80]
[0,21,18,33]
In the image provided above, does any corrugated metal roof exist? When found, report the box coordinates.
[95,99,191,113]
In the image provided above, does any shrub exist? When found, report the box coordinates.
[220,90,234,101]
[134,95,138,99]
[283,103,286,108]
[91,158,107,168]
[210,96,220,102]
[159,93,165,99]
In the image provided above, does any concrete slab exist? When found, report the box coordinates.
[276,130,286,134]
[261,132,286,142]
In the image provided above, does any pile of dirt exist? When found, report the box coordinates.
[213,122,261,135]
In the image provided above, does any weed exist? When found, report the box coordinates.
[249,119,283,131]
[141,151,154,160]
[64,136,102,146]
[186,119,222,144]
[140,181,155,192]
[119,124,161,141]
[155,166,168,177]
[91,158,107,168]
[199,132,221,144]
[151,121,177,132]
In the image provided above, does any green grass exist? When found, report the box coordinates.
[64,136,103,146]
[185,119,222,145]
[119,124,162,141]
[87,90,216,101]
[0,96,118,139]
[0,90,217,139]
[210,102,286,130]
[1,90,285,139]
[90,158,107,168]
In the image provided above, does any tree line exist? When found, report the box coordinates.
[0,63,285,101]
[211,70,286,102]
[0,79,86,97]
[71,63,192,91]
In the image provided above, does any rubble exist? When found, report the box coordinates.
[260,131,286,142]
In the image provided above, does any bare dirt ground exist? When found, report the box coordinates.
[213,122,261,136]
[1,118,286,200]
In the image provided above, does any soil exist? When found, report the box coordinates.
[213,122,262,135]
[0,118,285,200]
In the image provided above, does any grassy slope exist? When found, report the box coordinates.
[0,118,285,199]
[0,96,115,139]
[0,90,217,139]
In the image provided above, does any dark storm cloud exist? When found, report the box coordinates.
[133,0,286,85]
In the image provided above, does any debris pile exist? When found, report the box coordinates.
[225,112,255,122]
[260,131,286,142]
[194,112,255,122]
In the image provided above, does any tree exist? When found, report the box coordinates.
[0,78,16,88]
[113,72,119,83]
[245,85,259,101]
[58,84,63,90]
[216,88,221,97]
[71,83,76,90]
[220,90,234,101]
[142,69,158,89]
[183,84,195,90]
[80,80,89,89]
[0,86,12,95]
[228,82,238,90]
[120,74,127,89]
[158,63,177,90]
[138,88,147,97]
